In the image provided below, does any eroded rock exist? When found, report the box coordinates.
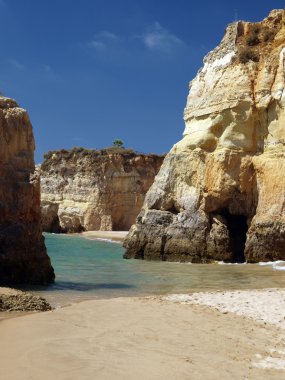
[0,97,55,284]
[40,148,164,232]
[124,10,285,263]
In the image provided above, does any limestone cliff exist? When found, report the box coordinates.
[0,97,54,284]
[124,9,285,263]
[40,147,164,232]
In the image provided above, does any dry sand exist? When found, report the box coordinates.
[164,289,285,329]
[1,289,285,379]
[0,287,22,296]
[79,230,128,242]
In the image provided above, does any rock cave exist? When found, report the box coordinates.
[218,210,248,263]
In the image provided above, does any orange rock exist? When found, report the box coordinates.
[124,9,285,263]
[0,97,54,284]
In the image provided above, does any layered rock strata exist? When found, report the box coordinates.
[0,97,54,284]
[124,9,285,263]
[40,148,164,232]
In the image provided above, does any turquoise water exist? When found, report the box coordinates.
[27,233,285,307]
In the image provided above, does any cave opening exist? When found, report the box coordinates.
[164,200,179,215]
[165,205,179,215]
[49,216,62,233]
[220,210,248,263]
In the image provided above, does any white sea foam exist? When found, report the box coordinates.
[95,238,122,244]
[218,261,246,265]
[274,264,285,271]
[258,260,285,266]
[259,260,285,271]
[218,261,232,265]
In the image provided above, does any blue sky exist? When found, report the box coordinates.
[0,0,284,162]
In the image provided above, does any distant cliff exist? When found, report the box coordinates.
[40,147,164,232]
[124,9,285,263]
[0,97,54,284]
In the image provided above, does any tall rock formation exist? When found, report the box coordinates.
[40,147,164,232]
[124,9,285,263]
[0,97,54,284]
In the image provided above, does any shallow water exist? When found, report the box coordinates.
[23,233,285,307]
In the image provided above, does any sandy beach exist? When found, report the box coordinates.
[1,289,285,380]
[79,230,128,242]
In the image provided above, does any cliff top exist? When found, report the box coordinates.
[203,8,284,67]
[0,96,19,109]
[183,8,285,135]
[41,146,165,172]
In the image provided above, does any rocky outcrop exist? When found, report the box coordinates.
[40,147,164,232]
[0,97,54,284]
[124,10,285,263]
[0,287,52,312]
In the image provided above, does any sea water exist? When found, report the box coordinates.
[26,233,285,307]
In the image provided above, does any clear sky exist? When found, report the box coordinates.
[0,0,284,162]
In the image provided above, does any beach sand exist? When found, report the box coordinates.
[0,287,21,296]
[79,230,128,242]
[1,289,285,379]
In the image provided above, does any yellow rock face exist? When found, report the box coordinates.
[124,9,285,263]
[40,149,164,232]
[0,97,54,284]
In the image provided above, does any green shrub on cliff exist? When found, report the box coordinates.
[113,139,124,148]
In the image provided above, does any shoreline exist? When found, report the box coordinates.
[1,288,285,378]
[78,230,128,242]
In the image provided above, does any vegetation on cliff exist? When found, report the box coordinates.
[236,12,282,63]
[42,146,163,171]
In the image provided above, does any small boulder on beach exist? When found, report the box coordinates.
[0,287,52,312]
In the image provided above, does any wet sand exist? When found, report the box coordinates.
[79,230,128,242]
[1,289,285,379]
